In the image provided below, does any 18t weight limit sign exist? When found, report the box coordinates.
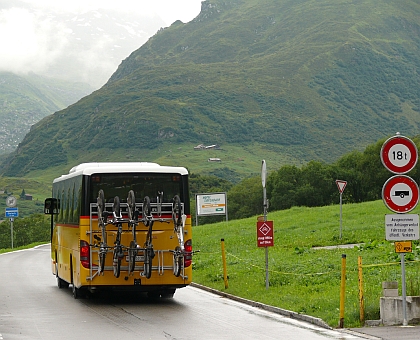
[381,135,418,174]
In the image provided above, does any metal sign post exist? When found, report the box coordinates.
[262,160,269,290]
[401,253,408,326]
[10,218,13,249]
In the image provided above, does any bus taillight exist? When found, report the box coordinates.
[184,239,192,268]
[80,240,90,268]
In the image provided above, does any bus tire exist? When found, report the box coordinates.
[160,289,176,298]
[72,284,80,299]
[57,276,69,289]
[70,256,82,299]
[56,263,69,289]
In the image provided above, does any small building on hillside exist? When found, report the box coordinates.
[194,144,206,150]
[194,144,221,151]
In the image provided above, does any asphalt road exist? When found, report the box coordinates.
[0,244,369,340]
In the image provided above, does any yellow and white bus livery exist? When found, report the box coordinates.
[44,162,193,298]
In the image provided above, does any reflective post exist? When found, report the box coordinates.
[358,256,365,325]
[221,239,228,289]
[10,218,14,249]
[339,254,346,328]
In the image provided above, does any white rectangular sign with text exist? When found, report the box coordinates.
[196,193,226,216]
[385,214,419,240]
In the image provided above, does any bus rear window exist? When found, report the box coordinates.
[90,173,183,205]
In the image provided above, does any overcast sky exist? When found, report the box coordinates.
[0,0,203,86]
[19,0,203,25]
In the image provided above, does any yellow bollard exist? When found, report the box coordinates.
[358,256,365,325]
[339,254,346,328]
[221,238,229,289]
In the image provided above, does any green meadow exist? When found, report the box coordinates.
[192,200,420,327]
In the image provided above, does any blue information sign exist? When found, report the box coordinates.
[5,207,18,217]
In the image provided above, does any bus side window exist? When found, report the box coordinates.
[44,198,60,215]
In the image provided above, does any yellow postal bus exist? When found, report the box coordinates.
[44,162,193,298]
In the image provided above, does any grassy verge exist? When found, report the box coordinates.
[0,242,48,254]
[192,200,420,328]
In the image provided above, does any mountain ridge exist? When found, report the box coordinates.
[1,0,419,179]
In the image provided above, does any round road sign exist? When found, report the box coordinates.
[381,135,418,174]
[382,175,419,213]
[6,196,17,207]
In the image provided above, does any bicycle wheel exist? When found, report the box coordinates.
[113,196,121,217]
[172,195,182,228]
[142,196,151,226]
[173,246,182,277]
[127,190,136,220]
[128,240,137,273]
[97,189,105,219]
[99,247,106,273]
[113,247,121,278]
[143,246,153,279]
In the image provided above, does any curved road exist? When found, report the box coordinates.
[0,244,367,340]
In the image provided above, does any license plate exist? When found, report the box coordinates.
[126,256,144,262]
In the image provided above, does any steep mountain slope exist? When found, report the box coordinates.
[1,0,419,178]
[0,72,93,154]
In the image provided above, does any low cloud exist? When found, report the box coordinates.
[0,7,70,75]
[0,1,202,87]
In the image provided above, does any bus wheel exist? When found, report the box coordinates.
[160,289,176,298]
[72,284,80,299]
[56,263,69,289]
[57,276,69,289]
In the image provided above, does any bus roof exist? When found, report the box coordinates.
[53,162,188,183]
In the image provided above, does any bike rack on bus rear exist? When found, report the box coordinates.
[86,201,188,281]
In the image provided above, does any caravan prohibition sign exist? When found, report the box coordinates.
[382,175,419,213]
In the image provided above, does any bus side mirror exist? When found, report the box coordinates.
[44,198,60,215]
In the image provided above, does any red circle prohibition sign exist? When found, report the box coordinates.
[381,135,418,174]
[382,175,419,213]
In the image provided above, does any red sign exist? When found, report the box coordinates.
[336,180,347,194]
[381,135,418,174]
[257,221,274,247]
[382,175,419,213]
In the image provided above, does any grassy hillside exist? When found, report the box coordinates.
[192,199,420,327]
[1,0,419,181]
[0,72,93,155]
